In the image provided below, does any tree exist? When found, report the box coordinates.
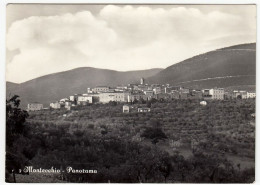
[6,95,29,181]
[141,127,167,144]
[6,95,29,142]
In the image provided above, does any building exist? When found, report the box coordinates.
[211,88,224,100]
[180,87,190,94]
[138,107,151,112]
[165,86,182,93]
[123,105,130,113]
[128,92,145,102]
[153,87,162,94]
[231,91,240,99]
[171,91,180,99]
[247,91,256,99]
[140,78,145,85]
[231,90,248,99]
[27,102,43,111]
[77,95,93,105]
[50,102,61,109]
[202,88,224,100]
[69,94,80,102]
[92,86,109,93]
[224,91,233,99]
[99,91,128,103]
[59,98,69,103]
[62,101,72,110]
[143,90,154,97]
[240,91,248,99]
[200,101,207,106]
[87,88,92,93]
[155,93,171,101]
[189,90,202,99]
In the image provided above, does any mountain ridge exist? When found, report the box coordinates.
[6,43,256,108]
[6,68,163,107]
[147,43,256,89]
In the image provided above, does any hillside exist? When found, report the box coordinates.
[147,43,256,89]
[6,68,162,107]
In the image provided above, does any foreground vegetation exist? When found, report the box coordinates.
[6,97,255,183]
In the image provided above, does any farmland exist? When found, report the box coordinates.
[7,98,255,183]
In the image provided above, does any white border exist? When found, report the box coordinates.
[0,1,259,185]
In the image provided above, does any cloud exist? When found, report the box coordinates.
[6,5,256,83]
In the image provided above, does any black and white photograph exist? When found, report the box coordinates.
[4,3,257,183]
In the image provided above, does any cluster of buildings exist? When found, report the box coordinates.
[27,77,256,111]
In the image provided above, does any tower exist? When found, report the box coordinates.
[140,77,145,85]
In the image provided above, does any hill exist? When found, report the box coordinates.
[147,43,256,89]
[6,68,162,108]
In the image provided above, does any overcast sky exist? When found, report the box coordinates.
[6,4,256,83]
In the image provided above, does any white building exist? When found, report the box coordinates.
[200,101,207,106]
[77,95,93,105]
[140,78,145,85]
[99,91,129,103]
[69,95,76,102]
[144,90,154,97]
[27,103,43,111]
[123,105,130,113]
[92,86,109,93]
[153,87,162,94]
[59,98,69,103]
[203,88,224,100]
[65,101,72,108]
[50,102,61,109]
[247,92,256,99]
[138,107,151,112]
[211,88,224,100]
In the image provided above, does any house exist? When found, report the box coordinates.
[202,88,224,100]
[59,98,69,104]
[247,91,256,99]
[65,101,72,109]
[153,87,162,94]
[143,90,154,97]
[87,87,92,93]
[123,105,130,113]
[50,102,61,109]
[190,90,203,99]
[224,91,233,99]
[69,95,76,102]
[69,94,81,102]
[180,87,190,94]
[27,102,43,111]
[171,90,180,99]
[77,95,93,105]
[200,101,207,106]
[128,92,145,102]
[138,107,151,113]
[165,86,182,93]
[232,90,248,99]
[239,91,248,99]
[211,88,224,100]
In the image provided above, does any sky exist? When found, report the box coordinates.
[6,4,256,83]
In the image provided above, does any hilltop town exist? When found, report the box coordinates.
[27,77,256,111]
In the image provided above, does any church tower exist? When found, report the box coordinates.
[140,77,145,85]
